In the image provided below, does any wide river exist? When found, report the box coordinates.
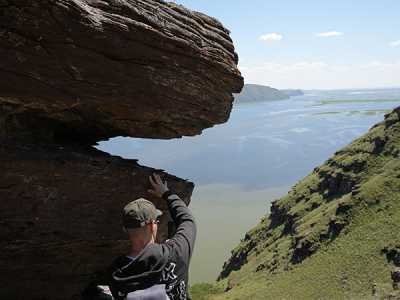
[97,88,400,283]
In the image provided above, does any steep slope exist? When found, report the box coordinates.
[193,106,400,300]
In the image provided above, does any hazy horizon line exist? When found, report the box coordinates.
[243,83,400,92]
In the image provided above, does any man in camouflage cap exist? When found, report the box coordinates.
[122,198,163,229]
[107,173,197,300]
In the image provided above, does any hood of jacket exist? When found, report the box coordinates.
[108,243,169,294]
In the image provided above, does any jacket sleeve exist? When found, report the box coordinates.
[162,191,197,260]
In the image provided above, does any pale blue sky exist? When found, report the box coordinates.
[173,0,400,89]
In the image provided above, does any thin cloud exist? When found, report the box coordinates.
[389,40,400,47]
[259,33,283,42]
[315,31,343,37]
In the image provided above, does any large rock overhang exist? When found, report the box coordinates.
[0,0,243,144]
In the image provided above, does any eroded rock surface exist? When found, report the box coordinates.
[0,140,193,300]
[0,1,243,298]
[0,0,243,144]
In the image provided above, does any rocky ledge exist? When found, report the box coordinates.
[0,0,243,144]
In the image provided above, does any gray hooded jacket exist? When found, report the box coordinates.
[108,192,196,300]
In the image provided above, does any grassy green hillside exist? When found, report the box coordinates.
[191,107,400,300]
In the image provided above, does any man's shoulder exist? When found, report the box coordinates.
[144,243,170,260]
[107,244,174,282]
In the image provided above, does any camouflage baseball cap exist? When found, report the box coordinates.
[122,198,162,228]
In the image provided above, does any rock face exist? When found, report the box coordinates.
[0,140,193,300]
[0,0,243,144]
[0,1,243,299]
[392,268,400,290]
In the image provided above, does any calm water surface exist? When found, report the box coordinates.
[98,89,400,283]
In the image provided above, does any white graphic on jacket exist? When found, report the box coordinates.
[162,262,187,300]
[162,262,178,281]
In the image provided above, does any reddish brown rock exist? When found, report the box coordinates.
[0,1,243,299]
[0,0,243,144]
[0,140,193,300]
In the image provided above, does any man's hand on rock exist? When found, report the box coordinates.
[148,173,169,198]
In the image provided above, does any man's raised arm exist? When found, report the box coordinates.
[148,174,197,258]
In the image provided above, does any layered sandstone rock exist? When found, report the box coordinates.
[0,140,193,300]
[0,1,243,299]
[0,0,243,144]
